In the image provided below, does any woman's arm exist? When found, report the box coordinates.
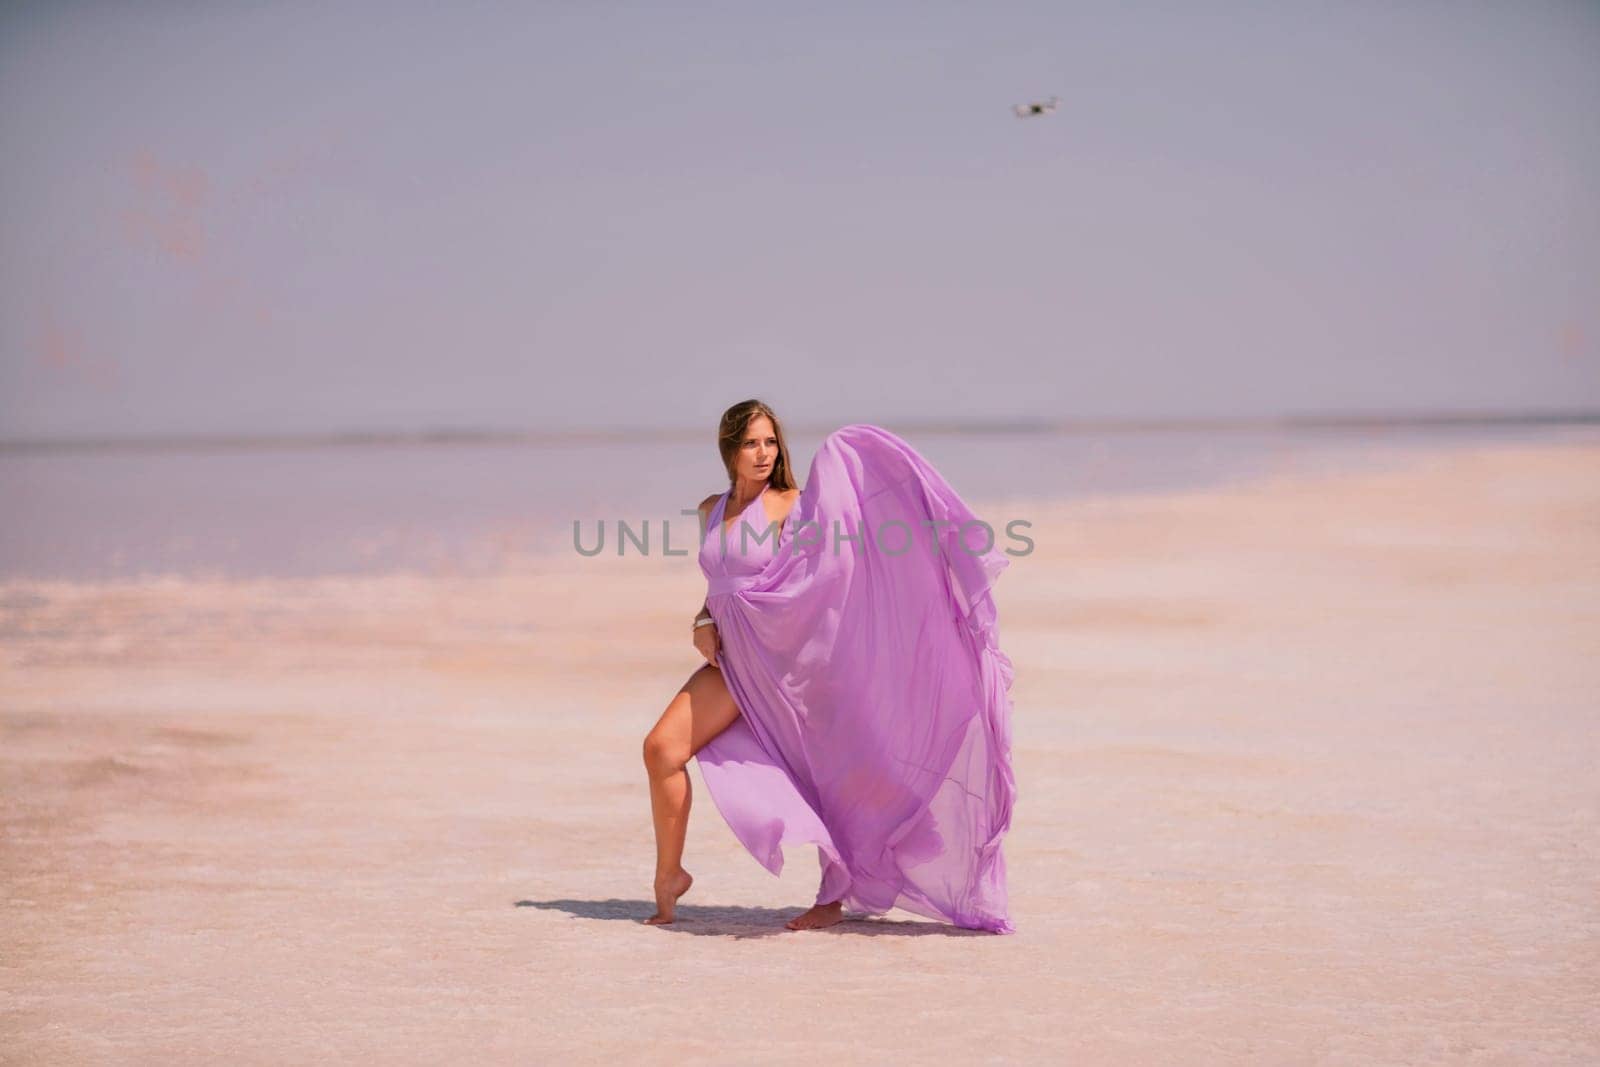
[692,495,720,662]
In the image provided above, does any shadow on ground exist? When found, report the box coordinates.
[515,898,997,939]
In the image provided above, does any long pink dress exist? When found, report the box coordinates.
[694,423,1017,933]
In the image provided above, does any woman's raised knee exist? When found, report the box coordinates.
[642,729,687,778]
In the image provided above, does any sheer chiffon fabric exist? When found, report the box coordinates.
[694,424,1017,933]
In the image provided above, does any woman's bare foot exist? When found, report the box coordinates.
[784,900,845,931]
[643,868,694,925]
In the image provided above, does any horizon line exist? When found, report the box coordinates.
[1,407,1597,455]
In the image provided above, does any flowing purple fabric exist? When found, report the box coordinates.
[694,423,1017,934]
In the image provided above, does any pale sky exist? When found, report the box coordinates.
[2,0,1596,439]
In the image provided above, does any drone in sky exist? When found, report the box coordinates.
[1012,95,1060,118]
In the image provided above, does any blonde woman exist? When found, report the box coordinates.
[643,399,1017,933]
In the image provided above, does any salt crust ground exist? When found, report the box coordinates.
[3,435,1597,1064]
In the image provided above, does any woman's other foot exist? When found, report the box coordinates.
[784,900,845,931]
[643,868,694,925]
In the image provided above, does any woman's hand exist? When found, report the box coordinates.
[693,620,720,666]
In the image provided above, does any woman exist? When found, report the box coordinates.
[642,399,1017,933]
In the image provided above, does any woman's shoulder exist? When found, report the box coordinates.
[773,486,801,517]
[697,491,723,517]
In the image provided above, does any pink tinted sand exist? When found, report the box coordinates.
[2,435,1597,1064]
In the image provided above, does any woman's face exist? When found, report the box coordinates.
[736,415,778,483]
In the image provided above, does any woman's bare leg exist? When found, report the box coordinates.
[641,662,741,924]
